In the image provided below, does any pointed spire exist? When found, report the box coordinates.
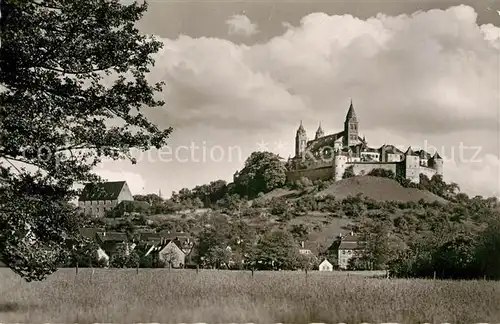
[315,122,324,139]
[346,99,357,120]
[432,151,442,159]
[405,146,414,156]
[296,120,306,135]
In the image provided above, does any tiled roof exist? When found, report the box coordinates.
[431,151,442,159]
[339,241,360,249]
[341,234,360,242]
[404,147,419,156]
[101,241,135,254]
[97,231,128,242]
[346,100,356,119]
[414,150,431,160]
[363,147,379,153]
[138,231,190,241]
[78,181,126,201]
[79,227,104,238]
[338,234,365,250]
[379,144,403,155]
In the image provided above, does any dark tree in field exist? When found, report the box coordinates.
[0,0,171,281]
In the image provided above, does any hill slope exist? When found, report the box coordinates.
[317,176,447,203]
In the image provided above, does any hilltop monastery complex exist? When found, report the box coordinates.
[286,101,443,183]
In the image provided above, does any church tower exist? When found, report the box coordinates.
[315,123,324,139]
[295,121,308,157]
[343,99,359,147]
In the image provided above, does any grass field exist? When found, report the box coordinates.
[0,268,499,323]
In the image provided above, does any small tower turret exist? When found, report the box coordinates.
[295,120,308,157]
[343,99,359,148]
[315,123,324,139]
[404,146,420,183]
[429,151,443,176]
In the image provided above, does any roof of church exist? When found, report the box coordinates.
[346,100,356,119]
[379,144,404,154]
[78,181,126,201]
[296,120,306,134]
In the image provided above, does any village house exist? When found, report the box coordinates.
[318,259,333,271]
[145,239,186,268]
[298,241,314,256]
[337,233,364,270]
[95,231,136,263]
[138,230,194,268]
[139,231,194,255]
[78,181,134,217]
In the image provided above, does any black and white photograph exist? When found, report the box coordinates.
[0,0,499,322]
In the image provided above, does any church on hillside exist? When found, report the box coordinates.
[286,100,443,183]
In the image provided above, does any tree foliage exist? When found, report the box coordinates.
[342,165,355,179]
[233,151,286,199]
[0,0,171,281]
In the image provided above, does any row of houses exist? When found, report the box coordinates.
[80,228,193,268]
[299,232,364,270]
[76,181,364,270]
[80,227,363,270]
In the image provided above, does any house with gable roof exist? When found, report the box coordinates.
[318,259,333,271]
[78,181,134,217]
[337,233,365,270]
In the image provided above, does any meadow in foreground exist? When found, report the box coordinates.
[0,268,499,323]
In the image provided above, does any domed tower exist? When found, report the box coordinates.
[315,123,324,139]
[295,121,308,157]
[343,99,359,148]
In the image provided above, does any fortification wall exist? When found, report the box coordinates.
[419,166,437,179]
[286,166,333,182]
[350,162,397,176]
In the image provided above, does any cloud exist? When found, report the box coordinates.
[445,153,500,198]
[226,14,259,37]
[140,5,499,197]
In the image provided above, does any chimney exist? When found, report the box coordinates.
[350,231,354,236]
[301,241,304,248]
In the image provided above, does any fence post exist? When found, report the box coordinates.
[196,264,199,274]
[433,271,436,280]
[75,261,79,275]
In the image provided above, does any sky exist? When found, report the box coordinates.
[95,0,500,199]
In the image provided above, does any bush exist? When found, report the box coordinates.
[342,165,355,179]
[368,168,395,179]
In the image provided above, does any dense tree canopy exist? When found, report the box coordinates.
[0,0,171,281]
[233,151,286,199]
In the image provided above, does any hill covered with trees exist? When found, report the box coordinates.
[87,151,500,279]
